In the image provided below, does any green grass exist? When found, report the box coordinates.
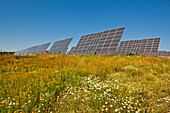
[0,54,169,112]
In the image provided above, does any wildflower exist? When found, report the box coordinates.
[41,93,45,97]
[28,100,31,103]
[115,109,119,112]
[105,102,108,104]
[110,105,113,107]
[102,105,105,107]
[1,100,6,103]
[106,89,111,92]
[105,108,108,111]
[9,102,12,105]
[101,109,104,111]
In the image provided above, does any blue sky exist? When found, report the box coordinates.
[0,0,170,51]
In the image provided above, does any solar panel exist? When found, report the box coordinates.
[27,46,40,54]
[14,50,20,55]
[14,43,49,55]
[49,38,72,54]
[15,50,20,55]
[19,49,23,55]
[35,42,51,54]
[132,51,170,56]
[73,27,125,54]
[67,46,76,54]
[157,51,170,56]
[23,48,31,54]
[22,47,31,55]
[19,50,24,55]
[116,38,160,55]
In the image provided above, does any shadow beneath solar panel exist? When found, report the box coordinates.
[127,53,136,56]
[127,53,141,56]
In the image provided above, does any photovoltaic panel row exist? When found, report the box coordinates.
[117,38,160,54]
[67,47,76,54]
[151,51,170,56]
[35,42,51,54]
[160,51,170,56]
[139,51,170,56]
[158,51,170,56]
[28,46,40,54]
[49,38,72,54]
[14,50,20,55]
[19,49,26,55]
[23,48,32,54]
[19,50,25,55]
[14,42,51,55]
[73,27,125,54]
[15,47,36,55]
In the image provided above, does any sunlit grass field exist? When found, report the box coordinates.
[0,53,169,112]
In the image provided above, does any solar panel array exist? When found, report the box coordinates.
[14,26,169,56]
[116,38,160,54]
[14,42,51,55]
[29,46,40,54]
[138,51,170,56]
[19,50,25,55]
[72,27,125,54]
[49,38,72,54]
[35,42,51,54]
[67,46,76,54]
[151,51,170,56]
[23,47,32,55]
[14,50,20,55]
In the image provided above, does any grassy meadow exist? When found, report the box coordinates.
[0,53,169,112]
